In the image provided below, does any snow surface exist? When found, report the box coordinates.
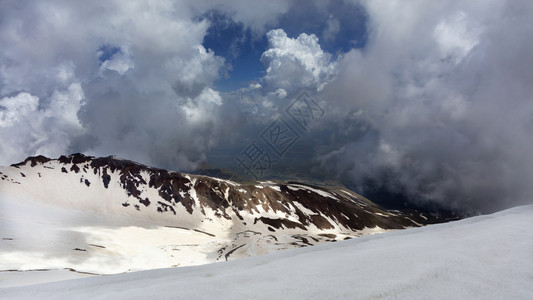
[0,183,351,280]
[1,205,532,299]
[1,161,391,287]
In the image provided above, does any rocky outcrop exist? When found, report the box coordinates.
[8,153,449,232]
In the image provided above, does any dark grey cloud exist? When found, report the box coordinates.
[316,0,533,213]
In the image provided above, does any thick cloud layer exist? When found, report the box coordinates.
[1,0,532,213]
[319,0,533,213]
[0,0,285,169]
[0,85,84,163]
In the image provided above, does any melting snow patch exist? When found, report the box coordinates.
[288,184,338,200]
[210,177,239,186]
[269,186,281,192]
[292,202,315,215]
[375,212,389,217]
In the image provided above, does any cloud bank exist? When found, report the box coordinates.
[320,0,533,213]
[1,0,532,213]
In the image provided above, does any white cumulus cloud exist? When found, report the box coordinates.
[0,83,85,164]
[261,29,337,93]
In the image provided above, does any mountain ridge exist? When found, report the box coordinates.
[7,153,447,232]
[0,153,453,278]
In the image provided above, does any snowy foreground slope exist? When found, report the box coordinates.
[1,205,532,299]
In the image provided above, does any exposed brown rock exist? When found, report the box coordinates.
[11,153,452,234]
[11,155,51,168]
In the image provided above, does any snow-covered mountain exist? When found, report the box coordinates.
[2,205,532,299]
[0,153,449,283]
[5,153,445,230]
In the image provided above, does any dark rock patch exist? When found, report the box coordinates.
[149,170,194,214]
[268,234,278,241]
[63,268,100,276]
[70,164,80,173]
[164,226,190,230]
[157,201,176,215]
[292,235,313,246]
[59,153,93,165]
[192,229,216,237]
[139,197,150,207]
[224,244,246,261]
[194,180,231,219]
[11,155,51,167]
[309,214,335,230]
[102,169,111,188]
[255,217,307,231]
[318,233,337,239]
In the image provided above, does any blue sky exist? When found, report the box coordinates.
[201,2,368,91]
[201,11,265,91]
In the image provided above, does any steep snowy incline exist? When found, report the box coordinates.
[1,205,531,299]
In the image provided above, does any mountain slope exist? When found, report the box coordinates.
[1,205,531,299]
[0,154,448,282]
